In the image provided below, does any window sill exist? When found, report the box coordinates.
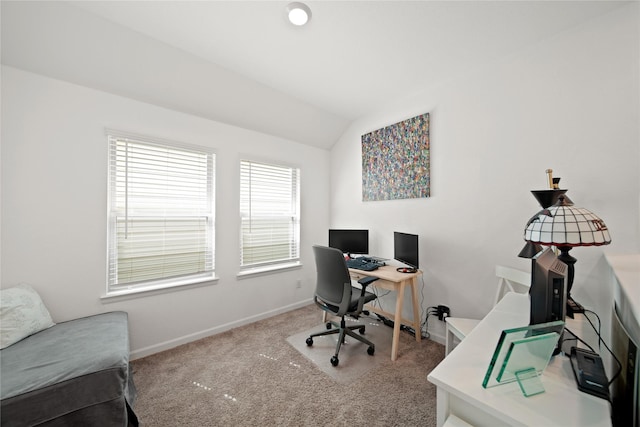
[237,262,302,279]
[101,275,219,303]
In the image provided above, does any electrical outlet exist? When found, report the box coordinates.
[296,279,302,289]
[437,305,450,321]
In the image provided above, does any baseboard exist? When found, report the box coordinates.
[427,331,446,346]
[130,299,313,360]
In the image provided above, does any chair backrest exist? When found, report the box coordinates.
[494,265,531,306]
[312,245,353,317]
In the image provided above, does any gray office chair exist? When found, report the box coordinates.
[306,245,378,367]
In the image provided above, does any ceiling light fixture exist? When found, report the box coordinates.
[286,2,312,26]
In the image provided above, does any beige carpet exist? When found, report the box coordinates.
[287,315,406,384]
[130,304,444,426]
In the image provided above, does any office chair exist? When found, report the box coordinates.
[444,265,531,355]
[306,245,378,367]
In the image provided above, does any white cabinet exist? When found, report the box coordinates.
[428,292,611,427]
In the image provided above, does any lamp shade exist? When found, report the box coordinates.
[524,196,611,247]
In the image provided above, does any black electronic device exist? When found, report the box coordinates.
[529,248,567,325]
[328,229,369,257]
[570,347,610,400]
[394,232,419,271]
[345,258,379,271]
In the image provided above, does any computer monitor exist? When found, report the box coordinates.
[394,232,419,272]
[529,248,568,325]
[328,229,369,257]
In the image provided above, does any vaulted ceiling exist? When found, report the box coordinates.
[1,1,629,149]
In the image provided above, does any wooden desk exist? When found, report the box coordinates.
[349,265,422,361]
[427,293,611,427]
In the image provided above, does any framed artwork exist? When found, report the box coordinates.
[361,112,430,201]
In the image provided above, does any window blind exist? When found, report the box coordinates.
[107,134,215,291]
[240,160,300,269]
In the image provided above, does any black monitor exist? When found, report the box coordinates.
[328,229,369,256]
[394,232,419,272]
[529,248,568,325]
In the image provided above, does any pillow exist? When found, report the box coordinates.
[1,284,55,349]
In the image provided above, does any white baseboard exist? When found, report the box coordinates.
[130,299,313,360]
[428,331,446,346]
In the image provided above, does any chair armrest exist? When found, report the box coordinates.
[354,276,378,314]
[357,276,379,287]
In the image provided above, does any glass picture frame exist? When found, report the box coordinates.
[497,332,560,396]
[482,320,564,391]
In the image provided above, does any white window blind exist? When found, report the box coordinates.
[107,133,215,292]
[240,160,300,270]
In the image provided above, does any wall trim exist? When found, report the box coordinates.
[130,299,313,360]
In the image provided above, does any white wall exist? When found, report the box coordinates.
[2,3,637,359]
[1,66,330,358]
[0,1,348,149]
[330,4,640,343]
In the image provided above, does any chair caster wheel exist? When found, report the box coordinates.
[359,326,366,334]
[306,337,313,346]
[367,346,375,356]
[330,356,339,367]
[363,310,370,316]
[325,322,332,330]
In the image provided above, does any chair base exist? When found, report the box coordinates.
[306,317,375,366]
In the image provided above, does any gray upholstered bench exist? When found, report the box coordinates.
[1,311,138,426]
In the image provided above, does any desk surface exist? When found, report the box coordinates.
[428,292,611,427]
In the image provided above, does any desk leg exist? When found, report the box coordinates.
[391,281,406,361]
[410,277,421,342]
[436,387,450,427]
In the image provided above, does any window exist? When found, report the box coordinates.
[239,160,300,272]
[107,132,215,294]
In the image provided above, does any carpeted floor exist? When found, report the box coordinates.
[130,304,444,426]
[287,315,407,384]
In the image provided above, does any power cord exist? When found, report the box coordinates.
[560,310,622,387]
[562,327,595,353]
[418,275,428,339]
[583,309,603,351]
[418,275,432,339]
[582,309,622,386]
[364,274,434,340]
[378,274,431,340]
[421,305,441,340]
[369,288,391,311]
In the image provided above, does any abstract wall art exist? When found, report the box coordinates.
[361,112,430,201]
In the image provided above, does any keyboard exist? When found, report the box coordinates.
[364,255,388,263]
[346,258,382,271]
